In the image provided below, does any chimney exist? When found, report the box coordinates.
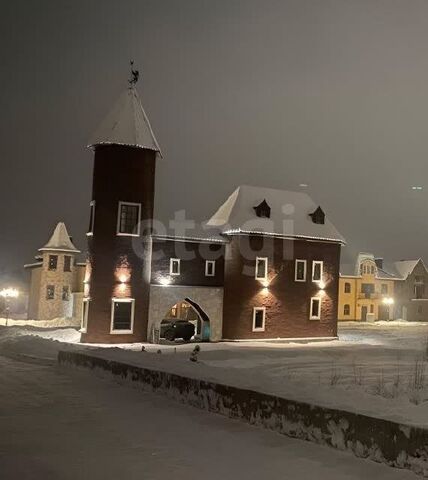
[375,258,383,269]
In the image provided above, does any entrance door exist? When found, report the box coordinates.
[361,306,368,322]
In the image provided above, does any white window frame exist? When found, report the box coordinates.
[294,259,307,282]
[252,307,266,332]
[205,260,216,277]
[116,201,141,237]
[170,258,181,276]
[255,257,268,281]
[87,200,96,236]
[310,297,321,320]
[110,298,135,334]
[312,260,324,283]
[81,298,90,332]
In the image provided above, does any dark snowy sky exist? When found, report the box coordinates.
[2,0,428,282]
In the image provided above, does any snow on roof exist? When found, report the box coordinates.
[392,259,426,279]
[88,86,162,155]
[206,185,345,243]
[152,221,227,244]
[39,222,80,254]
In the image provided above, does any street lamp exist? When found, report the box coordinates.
[0,288,19,326]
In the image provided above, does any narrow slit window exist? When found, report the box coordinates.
[87,200,95,235]
[205,260,216,277]
[170,258,180,276]
[81,298,89,332]
[255,257,268,280]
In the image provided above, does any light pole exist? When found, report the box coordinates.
[0,288,19,326]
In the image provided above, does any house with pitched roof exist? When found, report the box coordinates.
[339,254,428,322]
[74,78,345,344]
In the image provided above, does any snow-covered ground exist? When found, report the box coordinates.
[1,321,428,427]
[0,355,418,479]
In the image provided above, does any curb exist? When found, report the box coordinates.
[58,350,428,477]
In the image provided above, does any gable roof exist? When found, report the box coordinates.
[392,259,427,279]
[39,222,80,254]
[340,252,424,280]
[206,185,345,243]
[88,86,162,155]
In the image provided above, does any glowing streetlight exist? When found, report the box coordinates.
[0,288,19,326]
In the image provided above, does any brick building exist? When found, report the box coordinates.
[79,79,345,344]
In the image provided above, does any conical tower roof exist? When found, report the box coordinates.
[88,86,162,155]
[39,222,80,254]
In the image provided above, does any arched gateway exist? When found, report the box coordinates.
[148,286,223,343]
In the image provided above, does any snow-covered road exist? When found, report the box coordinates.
[0,355,419,479]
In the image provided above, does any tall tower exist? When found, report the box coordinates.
[81,74,161,343]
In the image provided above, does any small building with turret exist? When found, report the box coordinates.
[25,222,85,321]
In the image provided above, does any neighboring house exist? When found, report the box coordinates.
[390,259,428,321]
[79,81,345,344]
[339,253,398,322]
[24,223,86,321]
[339,254,428,322]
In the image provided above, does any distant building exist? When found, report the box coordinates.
[24,223,85,321]
[391,259,428,321]
[339,254,428,322]
[339,253,398,321]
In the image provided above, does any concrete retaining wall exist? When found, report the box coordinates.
[58,350,428,477]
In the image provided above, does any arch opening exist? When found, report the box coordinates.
[157,298,210,344]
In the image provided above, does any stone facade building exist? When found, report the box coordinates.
[25,223,85,321]
[80,79,345,344]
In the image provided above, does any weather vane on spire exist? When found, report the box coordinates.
[128,60,139,86]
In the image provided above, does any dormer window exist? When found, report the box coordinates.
[254,199,271,218]
[309,206,325,225]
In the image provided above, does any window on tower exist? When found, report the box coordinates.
[48,255,58,271]
[64,256,72,272]
[117,202,141,236]
[110,298,135,334]
[87,200,95,236]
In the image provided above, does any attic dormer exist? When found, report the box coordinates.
[254,199,271,218]
[309,206,325,225]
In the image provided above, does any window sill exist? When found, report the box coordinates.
[116,232,140,237]
[110,329,134,335]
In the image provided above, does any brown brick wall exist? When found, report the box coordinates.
[151,239,225,287]
[222,235,341,340]
[82,145,156,344]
